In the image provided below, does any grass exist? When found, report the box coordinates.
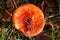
[0,0,60,40]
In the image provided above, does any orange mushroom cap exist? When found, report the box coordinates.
[13,4,45,37]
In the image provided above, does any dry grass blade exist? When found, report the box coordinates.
[5,10,12,16]
[48,22,55,31]
[10,0,15,9]
[0,7,12,16]
[12,0,17,8]
[24,20,33,31]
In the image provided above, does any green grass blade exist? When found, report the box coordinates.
[29,37,34,40]
[1,30,4,40]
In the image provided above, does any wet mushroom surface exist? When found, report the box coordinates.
[13,4,45,37]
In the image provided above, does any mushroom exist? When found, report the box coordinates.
[13,4,45,37]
